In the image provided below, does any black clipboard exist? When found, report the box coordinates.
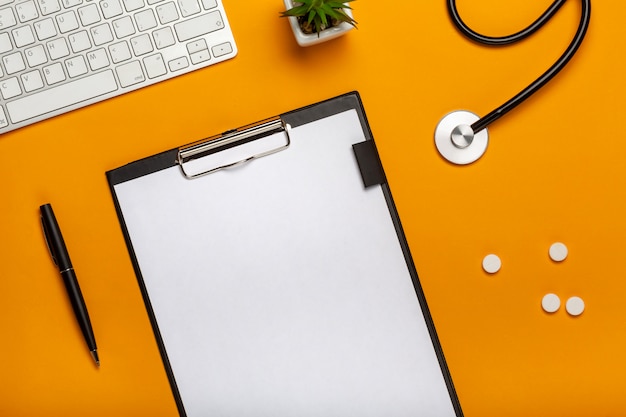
[107,92,463,417]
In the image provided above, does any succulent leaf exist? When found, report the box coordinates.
[280,4,310,17]
[280,0,358,34]
[319,9,328,27]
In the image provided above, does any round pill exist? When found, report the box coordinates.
[549,242,568,262]
[566,296,585,316]
[482,254,501,274]
[541,293,561,313]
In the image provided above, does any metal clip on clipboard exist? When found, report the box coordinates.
[177,117,291,179]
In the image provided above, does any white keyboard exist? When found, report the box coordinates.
[0,0,237,133]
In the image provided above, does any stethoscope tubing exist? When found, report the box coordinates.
[446,0,592,134]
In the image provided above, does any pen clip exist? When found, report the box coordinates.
[41,215,58,266]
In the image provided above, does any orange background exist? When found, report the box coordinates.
[1,1,624,416]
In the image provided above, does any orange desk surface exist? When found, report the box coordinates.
[1,1,624,416]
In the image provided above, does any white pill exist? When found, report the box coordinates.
[482,254,501,274]
[566,296,585,316]
[541,293,561,313]
[549,242,568,262]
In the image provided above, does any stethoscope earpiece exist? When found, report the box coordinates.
[435,111,488,165]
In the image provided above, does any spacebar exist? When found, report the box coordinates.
[6,70,118,124]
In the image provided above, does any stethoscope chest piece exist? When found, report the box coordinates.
[435,110,489,165]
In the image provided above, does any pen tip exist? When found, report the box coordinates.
[91,350,100,367]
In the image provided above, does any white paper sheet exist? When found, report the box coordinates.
[115,109,457,417]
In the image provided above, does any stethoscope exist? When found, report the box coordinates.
[435,0,591,165]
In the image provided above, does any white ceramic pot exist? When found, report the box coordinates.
[283,0,355,47]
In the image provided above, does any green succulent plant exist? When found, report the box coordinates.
[281,0,357,35]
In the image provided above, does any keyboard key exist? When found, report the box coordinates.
[130,32,151,55]
[211,41,231,57]
[46,37,69,59]
[174,10,223,42]
[34,17,57,40]
[86,47,110,69]
[43,61,65,84]
[0,8,17,29]
[116,59,144,87]
[108,40,130,63]
[90,22,113,45]
[6,70,118,123]
[0,106,8,128]
[77,3,100,25]
[21,69,44,92]
[186,38,205,53]
[61,0,82,8]
[99,0,122,19]
[156,2,177,24]
[56,10,79,33]
[122,0,143,12]
[68,29,90,52]
[112,14,134,37]
[134,8,156,31]
[189,48,209,64]
[3,51,26,74]
[0,32,12,53]
[65,55,88,77]
[177,0,199,18]
[25,44,47,66]
[0,76,21,99]
[153,26,174,49]
[16,0,38,22]
[12,24,35,47]
[201,0,216,10]
[143,52,166,78]
[37,0,61,15]
[167,55,187,71]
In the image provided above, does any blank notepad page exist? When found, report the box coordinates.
[114,110,457,417]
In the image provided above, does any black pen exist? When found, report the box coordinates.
[40,203,99,367]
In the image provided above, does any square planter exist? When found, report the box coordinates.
[283,0,355,47]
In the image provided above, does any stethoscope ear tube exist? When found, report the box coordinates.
[437,0,591,165]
